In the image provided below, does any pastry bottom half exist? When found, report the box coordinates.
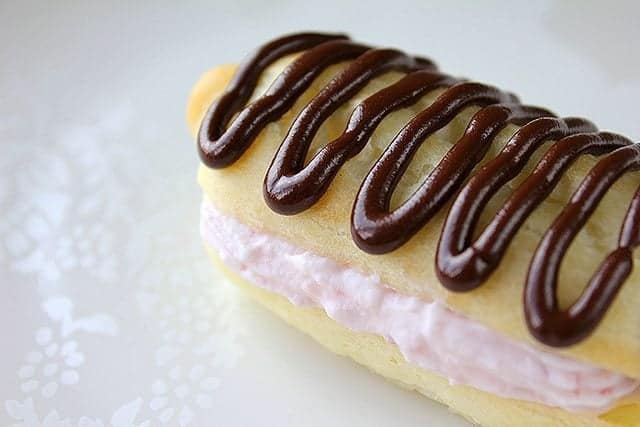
[204,246,639,427]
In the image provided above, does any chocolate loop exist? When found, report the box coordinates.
[525,143,640,346]
[265,63,451,215]
[436,117,599,291]
[352,99,551,254]
[199,34,362,168]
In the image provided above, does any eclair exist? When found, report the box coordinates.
[187,33,640,426]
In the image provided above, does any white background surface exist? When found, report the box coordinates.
[2,1,639,426]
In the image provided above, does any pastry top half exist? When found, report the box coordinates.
[187,33,640,379]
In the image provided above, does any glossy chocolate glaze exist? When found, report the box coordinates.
[197,32,639,347]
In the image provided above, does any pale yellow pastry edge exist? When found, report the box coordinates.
[188,62,640,378]
[205,245,640,427]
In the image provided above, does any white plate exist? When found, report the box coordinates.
[2,1,638,426]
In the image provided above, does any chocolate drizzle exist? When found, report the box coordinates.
[197,32,639,347]
[525,144,640,346]
[351,96,550,253]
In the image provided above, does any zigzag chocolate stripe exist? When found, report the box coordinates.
[197,32,639,347]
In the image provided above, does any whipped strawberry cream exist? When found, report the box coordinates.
[201,199,638,413]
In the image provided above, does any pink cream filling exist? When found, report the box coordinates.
[201,199,638,413]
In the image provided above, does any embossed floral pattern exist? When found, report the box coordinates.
[148,365,220,425]
[17,297,117,400]
[5,397,150,427]
[1,103,244,426]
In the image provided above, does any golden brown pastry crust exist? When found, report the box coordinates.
[188,60,640,379]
